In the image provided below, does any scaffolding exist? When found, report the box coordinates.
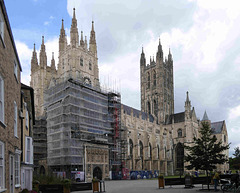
[44,78,122,177]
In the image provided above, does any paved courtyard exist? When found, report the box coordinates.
[73,180,214,193]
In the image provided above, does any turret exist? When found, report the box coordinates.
[89,21,97,55]
[140,47,146,66]
[39,36,47,68]
[185,91,191,112]
[156,38,163,59]
[31,43,38,72]
[84,36,88,50]
[70,8,79,48]
[59,19,67,53]
[80,31,84,47]
[168,48,172,62]
[51,52,56,70]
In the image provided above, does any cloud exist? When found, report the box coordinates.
[228,105,240,120]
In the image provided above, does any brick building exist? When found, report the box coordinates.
[0,0,22,192]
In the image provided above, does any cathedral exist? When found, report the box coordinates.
[30,8,229,180]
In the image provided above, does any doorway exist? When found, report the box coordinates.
[93,166,102,180]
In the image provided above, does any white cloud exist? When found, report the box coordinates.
[228,105,240,120]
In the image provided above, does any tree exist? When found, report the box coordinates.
[185,121,229,190]
[229,147,240,170]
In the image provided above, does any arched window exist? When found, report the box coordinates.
[176,143,184,170]
[148,143,152,158]
[139,141,143,158]
[154,100,158,117]
[147,101,151,114]
[147,72,150,89]
[153,70,156,86]
[178,129,182,138]
[157,145,160,159]
[129,139,133,156]
[80,58,83,66]
[89,62,92,70]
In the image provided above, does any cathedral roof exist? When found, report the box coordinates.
[165,112,185,124]
[211,121,224,134]
[122,104,154,123]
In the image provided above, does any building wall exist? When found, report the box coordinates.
[0,0,22,192]
[21,86,34,190]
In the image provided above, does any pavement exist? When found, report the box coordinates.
[72,180,221,193]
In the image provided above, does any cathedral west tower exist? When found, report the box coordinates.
[140,40,174,123]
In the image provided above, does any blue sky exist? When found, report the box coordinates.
[5,0,240,156]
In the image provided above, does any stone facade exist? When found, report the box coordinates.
[30,8,229,179]
[120,43,229,175]
[0,0,22,192]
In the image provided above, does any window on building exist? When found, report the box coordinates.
[129,139,133,156]
[139,141,143,158]
[15,152,20,186]
[178,129,182,138]
[0,141,4,190]
[0,10,4,42]
[147,101,151,114]
[147,72,150,89]
[157,145,160,159]
[154,100,158,117]
[25,103,29,130]
[0,75,4,124]
[153,70,156,87]
[14,101,17,137]
[25,137,33,164]
[80,58,83,66]
[224,135,226,143]
[148,143,152,158]
[89,62,92,70]
[14,60,18,81]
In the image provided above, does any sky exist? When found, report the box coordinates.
[5,0,240,156]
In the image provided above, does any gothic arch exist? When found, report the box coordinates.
[139,140,144,170]
[175,143,184,171]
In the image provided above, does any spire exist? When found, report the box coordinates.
[157,38,163,59]
[202,111,209,121]
[70,8,79,47]
[40,36,47,68]
[168,47,172,61]
[73,7,76,19]
[59,19,67,53]
[80,31,84,47]
[89,21,97,55]
[140,46,146,66]
[185,91,191,112]
[31,43,38,71]
[51,52,56,70]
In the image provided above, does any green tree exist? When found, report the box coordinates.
[185,121,229,190]
[229,147,240,170]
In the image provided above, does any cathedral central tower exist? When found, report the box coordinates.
[140,40,174,123]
